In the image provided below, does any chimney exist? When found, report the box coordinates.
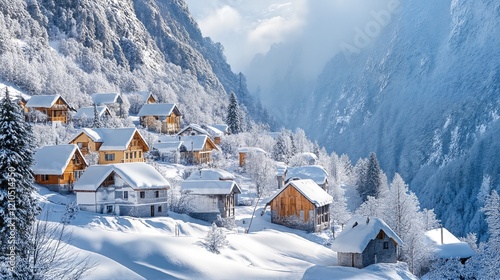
[440,227,444,245]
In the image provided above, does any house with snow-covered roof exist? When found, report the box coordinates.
[68,127,149,164]
[331,216,403,268]
[285,165,329,190]
[186,168,236,181]
[25,94,74,123]
[237,147,267,167]
[177,124,224,145]
[264,179,333,232]
[91,92,122,106]
[152,141,183,163]
[32,144,88,193]
[73,105,111,122]
[181,180,241,224]
[137,103,182,134]
[74,163,170,217]
[161,135,218,165]
[125,91,156,104]
[424,227,475,263]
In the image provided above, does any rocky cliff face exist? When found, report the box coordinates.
[0,0,268,124]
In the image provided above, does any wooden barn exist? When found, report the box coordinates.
[32,144,88,193]
[69,127,149,164]
[264,179,333,232]
[25,95,74,123]
[331,216,403,269]
[137,103,182,134]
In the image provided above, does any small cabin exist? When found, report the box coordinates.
[126,91,156,104]
[331,216,403,269]
[91,93,125,117]
[153,141,183,163]
[32,144,88,193]
[285,165,329,191]
[160,135,218,165]
[186,168,236,181]
[264,179,333,232]
[177,124,224,145]
[424,227,475,263]
[181,180,241,224]
[137,103,182,134]
[25,95,74,123]
[238,147,266,167]
[68,127,149,164]
[74,163,169,217]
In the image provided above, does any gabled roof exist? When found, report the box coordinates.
[125,91,155,103]
[181,180,241,195]
[137,103,181,117]
[91,93,122,105]
[73,105,111,119]
[74,163,170,191]
[424,228,475,259]
[211,124,229,134]
[238,147,266,154]
[153,141,183,153]
[268,179,333,207]
[25,95,69,108]
[285,165,328,185]
[187,168,236,181]
[32,144,87,175]
[331,216,403,253]
[179,135,217,151]
[69,127,148,151]
[177,124,210,136]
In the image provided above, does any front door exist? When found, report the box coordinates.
[151,205,155,217]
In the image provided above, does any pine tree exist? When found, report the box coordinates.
[92,103,103,128]
[272,133,287,163]
[0,88,40,278]
[357,152,382,201]
[203,223,228,254]
[226,92,241,134]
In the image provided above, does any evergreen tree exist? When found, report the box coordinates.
[226,92,241,134]
[92,103,103,128]
[0,89,40,278]
[357,152,382,201]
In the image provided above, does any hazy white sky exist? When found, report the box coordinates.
[185,0,395,73]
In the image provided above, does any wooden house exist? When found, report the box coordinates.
[424,227,475,263]
[73,105,111,122]
[177,124,224,145]
[181,180,241,224]
[331,216,403,268]
[285,165,329,191]
[160,135,218,165]
[264,179,333,232]
[126,91,156,104]
[137,103,182,134]
[91,93,126,117]
[74,163,170,217]
[25,95,74,123]
[152,141,183,163]
[32,144,88,193]
[186,168,236,181]
[238,147,266,167]
[68,127,149,164]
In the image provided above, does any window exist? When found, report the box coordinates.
[125,153,129,160]
[383,242,389,249]
[105,153,115,161]
[155,191,159,198]
[158,206,162,212]
[124,191,128,199]
[41,175,49,181]
[106,205,113,214]
[139,151,142,158]
[134,151,137,158]
[140,191,145,198]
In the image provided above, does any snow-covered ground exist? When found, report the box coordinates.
[36,165,417,280]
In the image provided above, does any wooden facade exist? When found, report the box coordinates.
[69,129,149,164]
[28,96,72,123]
[34,149,87,193]
[266,180,332,232]
[181,137,218,165]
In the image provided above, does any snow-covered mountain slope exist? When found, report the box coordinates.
[246,0,500,239]
[0,0,269,124]
[37,187,417,280]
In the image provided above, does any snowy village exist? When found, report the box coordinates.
[0,1,499,280]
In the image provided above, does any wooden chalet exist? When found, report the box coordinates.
[177,124,224,145]
[237,147,266,167]
[32,144,88,193]
[181,180,241,224]
[25,95,74,123]
[264,179,333,232]
[331,216,403,268]
[68,127,149,164]
[73,105,111,121]
[126,91,156,104]
[74,163,170,217]
[179,135,218,164]
[137,103,182,134]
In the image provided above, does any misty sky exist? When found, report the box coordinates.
[185,0,396,75]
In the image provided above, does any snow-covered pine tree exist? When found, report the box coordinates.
[0,88,40,278]
[203,223,229,254]
[92,103,103,128]
[226,92,241,134]
[357,152,383,202]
